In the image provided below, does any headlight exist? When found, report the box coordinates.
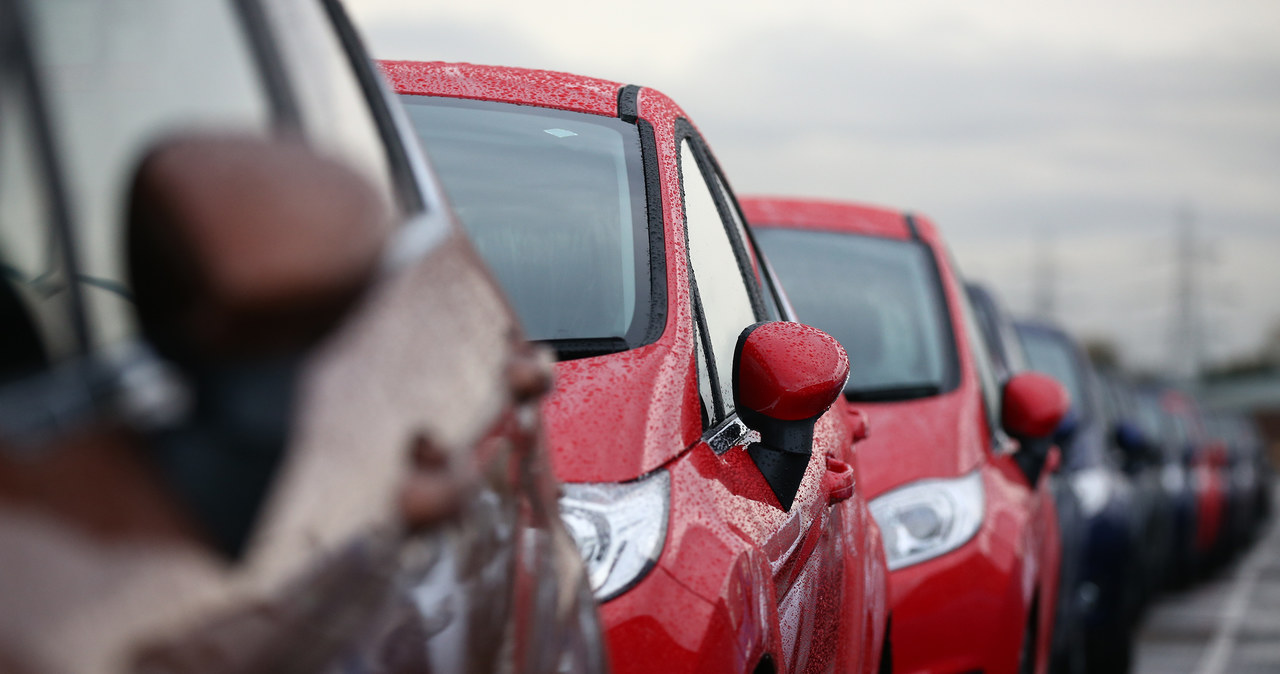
[558,469,670,602]
[1071,468,1113,518]
[869,470,984,571]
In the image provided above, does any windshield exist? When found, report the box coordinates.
[753,228,957,401]
[400,96,650,352]
[1018,327,1088,414]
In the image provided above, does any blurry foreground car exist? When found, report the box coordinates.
[744,197,1065,674]
[0,2,603,672]
[385,61,890,674]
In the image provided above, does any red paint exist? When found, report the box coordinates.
[744,196,1062,674]
[383,62,889,674]
[737,322,849,422]
[1161,389,1227,556]
[824,455,856,504]
[1002,372,1069,439]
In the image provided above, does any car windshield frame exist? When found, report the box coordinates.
[753,226,960,401]
[399,94,657,358]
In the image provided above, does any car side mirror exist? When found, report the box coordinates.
[1002,372,1069,441]
[125,133,394,556]
[734,321,849,510]
[129,133,392,365]
[1002,372,1068,486]
[1114,420,1148,456]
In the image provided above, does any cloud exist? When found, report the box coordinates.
[345,0,1280,373]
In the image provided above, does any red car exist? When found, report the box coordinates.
[384,61,890,674]
[742,196,1067,674]
[1161,389,1228,569]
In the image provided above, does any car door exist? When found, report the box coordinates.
[677,127,851,672]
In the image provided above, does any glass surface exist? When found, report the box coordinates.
[1020,329,1088,413]
[681,140,757,415]
[754,228,956,400]
[26,0,270,348]
[0,70,77,376]
[401,96,649,346]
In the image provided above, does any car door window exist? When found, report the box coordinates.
[952,262,1004,445]
[680,138,758,420]
[25,0,271,350]
[0,60,76,379]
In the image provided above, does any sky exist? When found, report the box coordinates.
[346,0,1280,375]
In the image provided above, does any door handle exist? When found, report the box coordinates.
[823,454,855,505]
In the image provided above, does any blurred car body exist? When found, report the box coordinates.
[1016,321,1145,674]
[1160,387,1229,575]
[0,2,604,672]
[1094,372,1170,614]
[968,283,1086,674]
[384,61,890,674]
[1133,385,1200,589]
[743,196,1065,674]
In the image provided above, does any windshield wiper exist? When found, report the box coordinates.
[540,337,630,361]
[844,383,942,402]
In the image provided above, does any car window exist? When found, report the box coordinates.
[681,138,758,418]
[260,0,397,208]
[400,96,650,353]
[1019,328,1088,417]
[25,0,271,350]
[0,61,76,379]
[952,271,1003,441]
[754,227,957,401]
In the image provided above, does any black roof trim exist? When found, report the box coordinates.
[903,212,922,240]
[617,84,640,123]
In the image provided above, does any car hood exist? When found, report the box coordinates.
[543,341,703,484]
[850,388,987,499]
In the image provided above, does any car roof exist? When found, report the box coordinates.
[738,195,936,242]
[380,60,624,118]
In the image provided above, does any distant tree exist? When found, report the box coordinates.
[1203,317,1280,380]
[1082,336,1122,370]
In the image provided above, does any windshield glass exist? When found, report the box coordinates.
[400,96,650,351]
[753,228,956,400]
[1019,328,1088,414]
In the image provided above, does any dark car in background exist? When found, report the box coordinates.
[1133,385,1201,588]
[0,2,604,672]
[1016,320,1143,674]
[1161,387,1229,576]
[1094,371,1171,613]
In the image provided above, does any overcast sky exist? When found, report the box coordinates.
[347,0,1280,375]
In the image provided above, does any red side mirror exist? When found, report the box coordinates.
[734,321,849,510]
[735,321,849,424]
[1002,372,1069,440]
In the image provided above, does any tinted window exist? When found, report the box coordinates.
[1019,328,1088,414]
[0,64,76,378]
[401,96,649,349]
[26,0,271,349]
[682,140,758,416]
[754,228,956,401]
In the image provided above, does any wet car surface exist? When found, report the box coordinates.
[384,60,891,674]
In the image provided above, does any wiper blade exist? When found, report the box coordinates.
[844,383,942,402]
[539,337,630,361]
